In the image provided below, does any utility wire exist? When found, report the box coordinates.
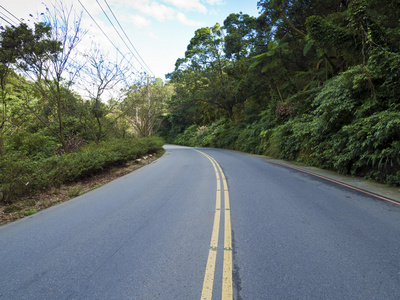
[0,5,21,23]
[98,0,153,76]
[103,0,155,77]
[0,5,19,27]
[77,0,140,74]
[0,14,14,27]
[95,0,146,74]
[0,10,18,26]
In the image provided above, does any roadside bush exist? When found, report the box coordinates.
[5,132,59,159]
[311,66,365,139]
[0,137,164,204]
[260,116,313,161]
[213,121,241,149]
[234,122,263,154]
[0,153,33,204]
[337,111,400,184]
[174,125,198,146]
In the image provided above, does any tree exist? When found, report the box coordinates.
[170,24,247,122]
[19,1,86,153]
[80,46,131,142]
[0,21,60,156]
[123,78,171,137]
[223,13,260,60]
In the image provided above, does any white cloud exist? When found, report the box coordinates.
[122,14,152,28]
[115,0,174,22]
[163,0,207,13]
[142,2,175,22]
[147,31,160,40]
[204,0,225,5]
[176,12,204,26]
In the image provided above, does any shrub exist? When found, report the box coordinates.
[0,154,33,204]
[0,137,164,204]
[235,123,263,154]
[213,121,240,149]
[311,66,365,138]
[173,125,198,146]
[261,116,313,161]
[340,111,400,184]
[5,132,59,159]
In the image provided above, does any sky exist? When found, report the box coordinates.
[0,0,260,80]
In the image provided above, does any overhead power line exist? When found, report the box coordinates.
[103,0,155,77]
[95,0,147,74]
[0,14,14,26]
[0,5,20,23]
[77,0,140,74]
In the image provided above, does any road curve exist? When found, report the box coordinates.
[0,145,399,299]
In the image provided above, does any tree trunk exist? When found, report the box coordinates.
[0,131,4,158]
[56,85,67,153]
[96,113,102,143]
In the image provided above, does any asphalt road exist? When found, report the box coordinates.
[1,145,399,299]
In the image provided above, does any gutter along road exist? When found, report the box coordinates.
[1,145,400,299]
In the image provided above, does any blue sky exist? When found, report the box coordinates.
[1,0,260,80]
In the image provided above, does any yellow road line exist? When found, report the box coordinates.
[216,162,233,300]
[222,249,233,299]
[210,209,220,249]
[198,151,221,300]
[201,249,217,300]
[196,150,233,300]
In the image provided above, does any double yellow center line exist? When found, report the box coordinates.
[196,150,233,300]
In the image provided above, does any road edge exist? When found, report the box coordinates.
[250,154,400,205]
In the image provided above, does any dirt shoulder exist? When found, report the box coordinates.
[0,150,165,225]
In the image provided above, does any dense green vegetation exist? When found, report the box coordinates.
[0,137,164,203]
[158,0,400,186]
[0,4,166,205]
